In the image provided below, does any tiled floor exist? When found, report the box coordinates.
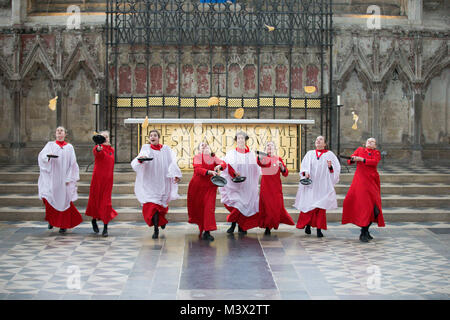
[1,163,449,174]
[0,221,449,300]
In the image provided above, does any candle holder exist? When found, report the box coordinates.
[335,95,343,167]
[87,94,101,172]
[93,93,100,132]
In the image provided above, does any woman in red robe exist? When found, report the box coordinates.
[257,141,294,235]
[187,142,227,241]
[342,137,385,242]
[85,131,117,237]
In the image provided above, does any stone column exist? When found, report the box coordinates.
[408,0,423,25]
[11,0,26,26]
[10,82,23,163]
[411,84,424,165]
[371,83,382,143]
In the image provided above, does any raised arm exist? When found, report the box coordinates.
[279,157,289,177]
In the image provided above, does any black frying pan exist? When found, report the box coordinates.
[93,134,106,145]
[300,178,312,185]
[232,176,246,183]
[211,175,227,187]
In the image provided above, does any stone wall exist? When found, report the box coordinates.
[333,26,449,163]
[0,1,449,165]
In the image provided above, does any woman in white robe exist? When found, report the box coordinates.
[219,131,261,234]
[38,127,82,233]
[294,136,340,237]
[131,129,182,239]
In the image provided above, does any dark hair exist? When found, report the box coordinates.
[316,135,327,148]
[149,129,161,138]
[234,131,249,141]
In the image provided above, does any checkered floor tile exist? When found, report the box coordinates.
[0,221,449,300]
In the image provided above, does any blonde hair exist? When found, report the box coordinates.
[100,130,110,137]
[265,141,277,152]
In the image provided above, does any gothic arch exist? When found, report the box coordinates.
[422,43,450,93]
[379,41,415,98]
[379,61,413,100]
[21,61,56,97]
[20,38,57,86]
[336,53,373,99]
[62,41,103,93]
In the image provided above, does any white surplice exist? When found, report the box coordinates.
[219,149,261,217]
[38,142,79,211]
[131,144,182,207]
[294,150,341,212]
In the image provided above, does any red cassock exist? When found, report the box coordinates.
[342,147,385,227]
[257,156,294,229]
[43,199,82,229]
[224,161,260,231]
[187,154,227,234]
[85,145,118,224]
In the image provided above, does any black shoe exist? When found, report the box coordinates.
[202,231,214,241]
[152,229,159,239]
[92,219,99,233]
[102,224,108,237]
[161,224,166,230]
[360,228,369,243]
[305,225,311,235]
[48,223,53,230]
[59,228,66,234]
[227,222,236,234]
[317,229,324,238]
[264,228,271,235]
[367,232,373,240]
[238,226,247,234]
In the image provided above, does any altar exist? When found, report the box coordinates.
[124,118,314,171]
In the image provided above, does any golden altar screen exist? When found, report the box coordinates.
[137,122,301,171]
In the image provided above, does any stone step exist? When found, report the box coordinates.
[1,172,450,184]
[0,206,449,223]
[0,182,449,195]
[1,194,449,208]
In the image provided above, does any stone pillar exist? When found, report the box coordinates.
[411,84,424,165]
[371,83,382,143]
[10,82,23,163]
[11,0,26,26]
[408,0,423,25]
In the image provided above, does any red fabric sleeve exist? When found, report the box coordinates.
[93,146,105,160]
[227,164,237,178]
[214,157,227,170]
[193,155,209,176]
[347,147,361,165]
[280,157,289,177]
[364,151,381,167]
[257,156,271,168]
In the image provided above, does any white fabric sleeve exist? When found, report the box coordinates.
[131,145,150,172]
[167,147,182,179]
[66,145,80,183]
[38,142,52,173]
[299,151,312,176]
[329,152,341,185]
